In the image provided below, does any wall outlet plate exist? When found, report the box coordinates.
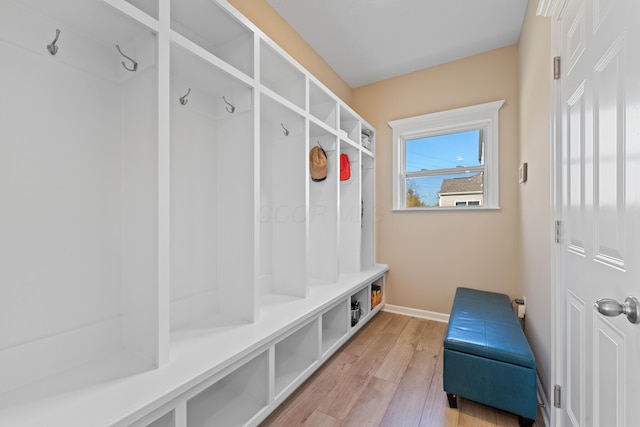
[518,304,526,318]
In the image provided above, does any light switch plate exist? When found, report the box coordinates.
[519,162,528,183]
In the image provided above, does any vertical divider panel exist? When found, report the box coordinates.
[155,0,171,368]
[175,403,187,427]
[268,345,276,404]
[252,32,262,322]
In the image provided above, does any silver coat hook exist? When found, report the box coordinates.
[222,96,235,114]
[281,123,289,136]
[179,88,191,105]
[47,29,61,56]
[115,44,138,72]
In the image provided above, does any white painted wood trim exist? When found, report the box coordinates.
[536,0,562,17]
[388,100,504,211]
[382,304,450,323]
[537,374,551,426]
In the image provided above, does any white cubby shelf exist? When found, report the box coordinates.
[0,0,386,425]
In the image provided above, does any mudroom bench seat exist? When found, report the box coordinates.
[443,287,537,427]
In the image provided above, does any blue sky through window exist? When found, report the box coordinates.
[405,130,482,206]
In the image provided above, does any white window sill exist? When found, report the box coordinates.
[392,206,502,212]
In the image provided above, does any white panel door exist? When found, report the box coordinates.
[555,0,640,426]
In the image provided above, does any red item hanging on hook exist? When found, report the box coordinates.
[340,153,350,181]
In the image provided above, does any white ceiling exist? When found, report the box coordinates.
[266,0,529,88]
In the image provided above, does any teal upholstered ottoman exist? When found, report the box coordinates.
[443,287,537,427]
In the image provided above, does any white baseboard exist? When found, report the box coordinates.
[382,304,450,323]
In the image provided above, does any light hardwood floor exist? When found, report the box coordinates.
[260,311,541,427]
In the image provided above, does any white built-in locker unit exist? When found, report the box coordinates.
[0,0,387,425]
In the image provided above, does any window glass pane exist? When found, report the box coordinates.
[406,172,484,208]
[405,129,482,172]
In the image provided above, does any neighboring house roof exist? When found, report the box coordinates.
[439,173,483,195]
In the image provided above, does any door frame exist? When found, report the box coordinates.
[539,0,568,426]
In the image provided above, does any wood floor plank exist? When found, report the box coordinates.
[315,370,372,420]
[380,337,438,426]
[418,347,459,427]
[374,317,426,384]
[495,409,521,426]
[457,398,498,427]
[345,315,410,380]
[416,318,447,356]
[342,311,395,356]
[315,316,410,420]
[321,351,361,379]
[261,380,330,427]
[302,410,343,427]
[341,377,398,427]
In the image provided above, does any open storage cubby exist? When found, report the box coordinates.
[169,43,256,335]
[260,94,307,300]
[322,301,349,354]
[260,39,306,110]
[361,123,375,154]
[339,140,362,275]
[351,286,371,328]
[309,122,339,285]
[147,411,174,427]
[0,0,387,425]
[361,153,376,270]
[309,79,338,130]
[0,0,160,397]
[274,320,320,397]
[170,0,253,78]
[339,105,361,143]
[187,351,269,427]
[124,0,158,20]
[371,276,384,310]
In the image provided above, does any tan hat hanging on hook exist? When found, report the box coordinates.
[310,145,327,182]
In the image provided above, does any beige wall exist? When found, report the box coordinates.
[518,0,553,401]
[227,0,352,104]
[352,46,522,315]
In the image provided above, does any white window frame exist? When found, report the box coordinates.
[389,100,504,211]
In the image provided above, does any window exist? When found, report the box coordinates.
[389,100,504,210]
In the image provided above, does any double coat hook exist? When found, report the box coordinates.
[115,44,138,72]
